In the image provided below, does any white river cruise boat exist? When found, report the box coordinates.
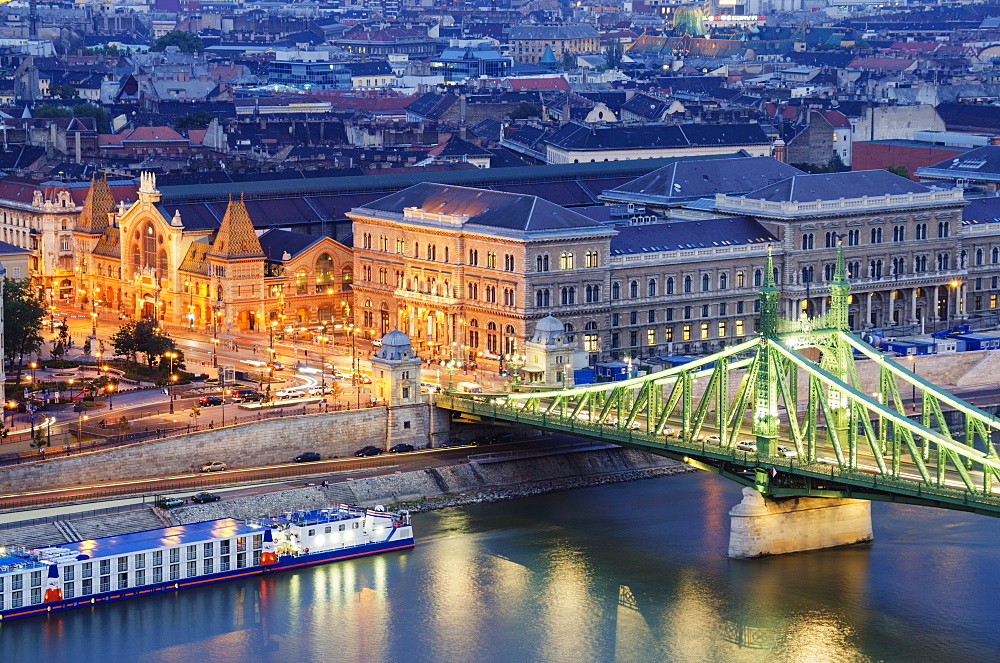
[0,505,413,622]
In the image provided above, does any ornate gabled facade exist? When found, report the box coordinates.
[71,173,352,335]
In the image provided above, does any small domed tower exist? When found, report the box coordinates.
[371,330,424,407]
[523,316,576,388]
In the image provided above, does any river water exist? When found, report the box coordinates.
[1,472,997,663]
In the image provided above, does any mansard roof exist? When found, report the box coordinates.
[355,182,606,233]
[603,156,803,205]
[739,170,930,204]
[610,216,776,255]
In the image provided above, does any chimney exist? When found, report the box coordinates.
[772,138,786,163]
[75,131,81,164]
[459,93,467,126]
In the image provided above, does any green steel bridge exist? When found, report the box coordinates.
[436,248,1000,517]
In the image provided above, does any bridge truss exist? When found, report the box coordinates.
[438,248,1000,516]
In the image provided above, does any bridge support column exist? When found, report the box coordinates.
[727,488,872,558]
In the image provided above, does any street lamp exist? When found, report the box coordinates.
[106,383,115,409]
[29,361,37,386]
[908,354,917,412]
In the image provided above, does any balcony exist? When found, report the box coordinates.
[394,288,458,306]
[608,242,771,266]
[784,269,967,295]
[714,188,964,217]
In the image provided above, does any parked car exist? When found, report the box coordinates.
[190,492,221,503]
[354,446,383,457]
[775,445,798,459]
[294,452,321,462]
[276,388,306,399]
[231,389,263,402]
[157,496,185,508]
[389,443,414,453]
[200,461,228,472]
[735,440,757,453]
[438,438,468,448]
[308,385,334,395]
[198,396,223,407]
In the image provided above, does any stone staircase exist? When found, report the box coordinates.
[320,483,358,505]
[0,522,67,549]
[69,509,166,540]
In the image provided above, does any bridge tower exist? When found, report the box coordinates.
[371,330,436,449]
[753,246,780,462]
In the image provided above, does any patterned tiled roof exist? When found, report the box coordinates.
[209,195,264,258]
[76,175,116,235]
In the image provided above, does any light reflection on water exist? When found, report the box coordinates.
[1,472,998,663]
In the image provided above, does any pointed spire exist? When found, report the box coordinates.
[758,243,780,338]
[829,240,851,330]
[76,173,115,234]
[210,193,263,259]
[763,243,776,288]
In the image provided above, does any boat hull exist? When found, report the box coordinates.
[0,537,414,623]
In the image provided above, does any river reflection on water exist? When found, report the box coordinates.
[1,472,997,663]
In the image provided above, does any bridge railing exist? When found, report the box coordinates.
[437,395,1000,511]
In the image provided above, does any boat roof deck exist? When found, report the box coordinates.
[59,518,262,560]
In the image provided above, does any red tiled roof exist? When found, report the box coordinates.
[124,126,186,142]
[848,57,916,71]
[824,110,850,128]
[187,129,207,145]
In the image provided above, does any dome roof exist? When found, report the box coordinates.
[373,329,418,362]
[535,315,564,333]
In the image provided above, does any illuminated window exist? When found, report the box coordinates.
[647,329,656,345]
[560,252,575,270]
[718,321,726,337]
[700,323,709,340]
[736,319,744,336]
[665,327,673,342]
[682,325,691,341]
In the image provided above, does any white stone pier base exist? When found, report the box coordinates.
[728,488,873,558]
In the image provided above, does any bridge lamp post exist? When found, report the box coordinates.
[908,355,917,412]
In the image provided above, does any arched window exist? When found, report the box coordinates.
[318,306,332,321]
[560,252,575,270]
[701,274,710,291]
[737,271,745,288]
[994,247,1000,264]
[629,280,638,298]
[611,282,620,300]
[342,266,353,288]
[824,263,835,281]
[536,289,550,307]
[977,249,984,266]
[296,268,308,294]
[683,276,692,293]
[719,273,727,290]
[753,270,762,287]
[143,223,157,270]
[666,277,674,294]
[801,233,813,250]
[315,253,334,293]
[647,279,656,297]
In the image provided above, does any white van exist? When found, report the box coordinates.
[455,382,482,394]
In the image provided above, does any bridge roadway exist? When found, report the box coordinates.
[437,394,1000,517]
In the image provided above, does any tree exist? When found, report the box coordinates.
[51,84,79,99]
[110,321,142,363]
[117,415,130,441]
[189,403,201,423]
[604,39,623,70]
[31,426,47,450]
[3,278,46,384]
[71,103,110,133]
[560,50,576,70]
[886,164,910,179]
[175,110,217,130]
[83,338,92,357]
[151,30,205,53]
[32,104,73,119]
[507,103,539,120]
[110,319,184,371]
[50,320,69,360]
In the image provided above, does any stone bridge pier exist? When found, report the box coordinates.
[728,488,873,558]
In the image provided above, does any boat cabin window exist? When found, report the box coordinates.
[203,543,214,557]
[220,540,231,555]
